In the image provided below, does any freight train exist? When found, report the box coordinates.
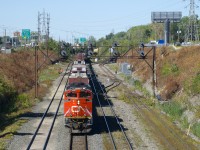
[63,53,93,130]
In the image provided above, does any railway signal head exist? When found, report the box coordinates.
[88,50,93,56]
[60,50,67,58]
[112,42,119,48]
[112,49,119,56]
[88,43,93,51]
[139,43,145,59]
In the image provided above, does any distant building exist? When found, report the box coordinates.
[13,31,21,37]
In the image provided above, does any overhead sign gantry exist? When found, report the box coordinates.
[151,12,182,45]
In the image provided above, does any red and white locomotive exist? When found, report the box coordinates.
[63,53,93,130]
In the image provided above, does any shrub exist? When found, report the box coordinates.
[161,63,171,76]
[161,63,179,76]
[134,80,143,90]
[16,93,31,109]
[0,78,17,113]
[171,64,179,73]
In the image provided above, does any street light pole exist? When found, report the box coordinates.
[177,30,181,42]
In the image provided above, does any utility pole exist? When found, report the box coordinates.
[152,46,156,97]
[184,0,199,41]
[35,45,38,98]
[4,29,6,47]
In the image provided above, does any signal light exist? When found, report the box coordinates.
[139,43,145,59]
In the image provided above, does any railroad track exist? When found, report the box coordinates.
[69,128,88,150]
[127,92,197,150]
[88,63,133,150]
[100,64,198,150]
[26,62,72,150]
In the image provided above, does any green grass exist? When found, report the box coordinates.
[16,93,32,109]
[191,74,200,95]
[181,116,190,129]
[39,66,59,82]
[192,123,200,138]
[184,73,200,96]
[109,64,119,72]
[160,101,184,120]
[161,63,179,76]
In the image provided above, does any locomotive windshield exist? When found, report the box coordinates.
[79,92,91,98]
[67,92,77,97]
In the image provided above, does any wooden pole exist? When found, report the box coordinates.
[152,46,156,97]
[35,46,38,98]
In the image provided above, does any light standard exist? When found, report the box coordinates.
[177,30,181,42]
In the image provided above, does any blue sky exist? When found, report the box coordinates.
[0,0,197,41]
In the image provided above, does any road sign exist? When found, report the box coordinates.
[151,12,182,23]
[80,37,86,43]
[22,29,31,40]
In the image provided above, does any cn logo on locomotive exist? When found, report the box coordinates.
[71,106,85,113]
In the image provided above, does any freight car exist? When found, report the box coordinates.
[63,53,93,130]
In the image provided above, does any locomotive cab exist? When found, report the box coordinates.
[63,84,93,130]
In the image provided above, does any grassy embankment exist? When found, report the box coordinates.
[0,50,63,149]
[110,46,200,140]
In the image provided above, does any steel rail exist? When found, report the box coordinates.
[95,67,133,150]
[89,72,117,150]
[69,128,73,150]
[43,65,72,149]
[84,130,88,150]
[26,62,72,150]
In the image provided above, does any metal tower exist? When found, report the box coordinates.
[47,13,50,40]
[42,9,46,42]
[37,10,50,43]
[185,0,199,41]
[38,12,41,43]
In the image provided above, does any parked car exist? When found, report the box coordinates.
[1,47,6,51]
[174,42,181,46]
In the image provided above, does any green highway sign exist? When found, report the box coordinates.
[80,37,86,43]
[22,29,31,40]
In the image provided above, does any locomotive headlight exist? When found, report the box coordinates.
[78,100,80,105]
